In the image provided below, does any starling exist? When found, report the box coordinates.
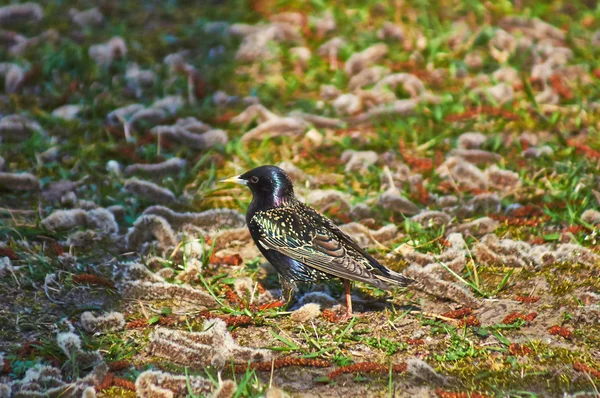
[221,165,414,317]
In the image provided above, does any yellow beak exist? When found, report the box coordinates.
[219,175,247,185]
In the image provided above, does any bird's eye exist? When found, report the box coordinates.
[250,176,259,183]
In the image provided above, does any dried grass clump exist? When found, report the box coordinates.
[406,358,446,385]
[89,37,127,67]
[80,311,125,334]
[333,93,362,115]
[135,370,215,398]
[339,222,397,247]
[470,83,514,105]
[8,29,58,56]
[148,319,272,368]
[120,281,216,307]
[124,158,186,177]
[489,29,516,63]
[349,99,416,125]
[123,179,177,205]
[143,206,245,230]
[402,232,467,273]
[0,114,43,142]
[436,156,487,191]
[345,43,388,76]
[407,265,480,308]
[373,73,425,98]
[241,117,307,142]
[151,118,227,149]
[448,217,498,237]
[0,172,40,191]
[484,165,520,190]
[290,46,311,69]
[473,234,542,268]
[265,387,291,398]
[320,84,341,100]
[3,361,108,398]
[499,16,565,42]
[377,22,404,42]
[297,291,338,308]
[522,145,553,159]
[0,3,43,26]
[379,190,420,215]
[291,303,321,322]
[329,362,407,379]
[69,7,103,28]
[581,209,600,225]
[232,22,301,62]
[126,214,177,250]
[411,211,452,227]
[348,66,389,91]
[318,37,346,58]
[492,66,519,84]
[341,150,379,172]
[306,189,352,213]
[56,330,105,376]
[470,193,501,214]
[52,104,81,120]
[287,111,345,129]
[231,104,277,125]
[41,208,118,237]
[0,257,22,278]
[0,63,24,93]
[449,149,501,165]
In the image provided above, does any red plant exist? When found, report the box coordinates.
[444,106,519,123]
[233,357,331,373]
[322,309,341,323]
[406,339,424,346]
[573,362,600,378]
[548,325,572,339]
[549,74,573,100]
[96,372,114,392]
[125,318,149,330]
[567,139,600,160]
[112,377,136,391]
[0,247,18,260]
[199,311,254,327]
[72,273,114,289]
[107,360,131,372]
[457,316,481,327]
[329,362,407,379]
[409,183,431,205]
[51,243,65,256]
[441,308,472,319]
[502,312,537,325]
[508,343,532,356]
[210,254,243,266]
[1,359,11,374]
[17,340,42,358]
[515,295,540,304]
[258,301,284,311]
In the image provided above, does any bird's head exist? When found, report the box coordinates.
[220,165,295,207]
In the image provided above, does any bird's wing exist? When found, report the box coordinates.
[250,207,387,287]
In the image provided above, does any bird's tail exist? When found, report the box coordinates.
[375,270,415,287]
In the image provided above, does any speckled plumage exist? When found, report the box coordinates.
[222,165,414,304]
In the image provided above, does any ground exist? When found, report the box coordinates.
[1,0,600,397]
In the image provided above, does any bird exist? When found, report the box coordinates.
[220,165,414,317]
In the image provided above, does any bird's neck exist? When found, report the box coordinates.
[247,189,296,221]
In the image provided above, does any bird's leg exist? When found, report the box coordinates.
[279,276,296,310]
[344,279,353,318]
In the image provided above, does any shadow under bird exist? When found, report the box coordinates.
[221,165,414,317]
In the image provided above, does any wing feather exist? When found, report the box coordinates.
[251,209,386,287]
